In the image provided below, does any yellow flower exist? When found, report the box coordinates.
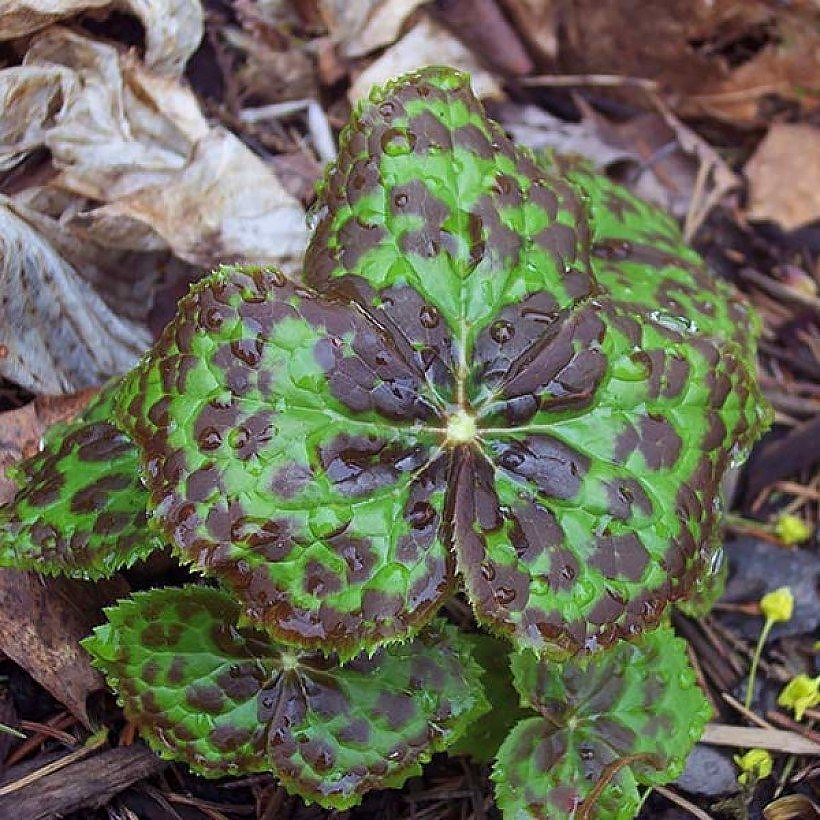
[774,513,813,545]
[734,748,772,785]
[778,674,820,721]
[760,587,793,623]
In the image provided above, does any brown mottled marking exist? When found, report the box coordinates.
[375,692,417,731]
[185,683,226,714]
[637,415,683,470]
[491,435,589,502]
[210,725,253,753]
[589,533,650,582]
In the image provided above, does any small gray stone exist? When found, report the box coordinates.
[722,536,820,640]
[675,744,739,797]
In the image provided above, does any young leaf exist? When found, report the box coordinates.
[0,383,163,579]
[493,625,711,819]
[83,585,488,809]
[114,66,769,657]
[448,633,531,762]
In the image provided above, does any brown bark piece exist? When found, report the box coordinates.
[0,745,166,819]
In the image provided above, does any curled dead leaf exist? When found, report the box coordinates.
[349,16,502,103]
[0,570,128,728]
[0,196,150,395]
[0,0,203,77]
[764,794,820,820]
[1,26,307,268]
[745,124,820,232]
[318,0,426,58]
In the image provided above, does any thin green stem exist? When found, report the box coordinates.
[0,722,25,739]
[744,617,773,711]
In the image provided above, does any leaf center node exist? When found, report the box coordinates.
[446,410,477,445]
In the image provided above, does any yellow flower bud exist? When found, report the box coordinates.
[778,674,820,721]
[734,748,772,785]
[760,586,793,623]
[774,513,813,546]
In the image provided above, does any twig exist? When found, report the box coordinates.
[739,268,820,318]
[520,73,658,91]
[721,692,776,729]
[654,785,715,820]
[0,730,106,796]
[701,723,820,755]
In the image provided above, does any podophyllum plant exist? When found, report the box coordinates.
[0,67,771,817]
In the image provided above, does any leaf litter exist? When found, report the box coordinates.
[0,0,817,817]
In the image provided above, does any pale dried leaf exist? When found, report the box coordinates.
[349,17,502,103]
[745,124,820,231]
[0,196,150,394]
[0,0,107,39]
[0,570,128,727]
[123,0,203,77]
[94,128,309,266]
[0,65,75,172]
[0,0,203,77]
[495,102,633,169]
[319,0,426,58]
[5,27,307,266]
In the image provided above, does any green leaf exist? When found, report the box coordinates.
[83,585,488,810]
[114,66,769,657]
[448,633,531,762]
[113,266,456,658]
[0,383,163,579]
[492,625,711,819]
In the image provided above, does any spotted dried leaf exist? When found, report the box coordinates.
[83,585,487,809]
[114,67,769,658]
[0,383,163,579]
[493,625,711,819]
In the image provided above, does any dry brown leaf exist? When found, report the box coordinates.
[0,0,203,77]
[745,123,820,231]
[349,16,502,103]
[682,18,820,125]
[498,0,558,61]
[318,0,426,58]
[543,0,819,126]
[0,196,151,395]
[2,27,307,267]
[428,0,532,76]
[0,570,128,727]
[764,794,820,820]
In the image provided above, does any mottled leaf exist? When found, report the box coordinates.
[114,267,456,656]
[492,625,711,819]
[0,383,163,579]
[83,585,487,809]
[115,66,769,656]
[448,633,531,762]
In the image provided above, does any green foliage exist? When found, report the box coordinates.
[84,586,487,809]
[112,66,767,662]
[493,625,711,818]
[0,383,163,579]
[449,634,531,762]
[0,66,771,818]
